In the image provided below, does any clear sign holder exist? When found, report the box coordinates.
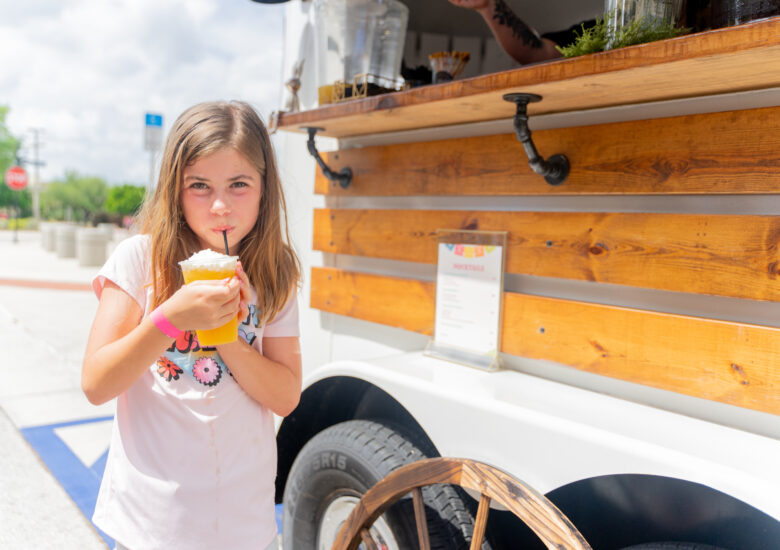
[424,230,507,371]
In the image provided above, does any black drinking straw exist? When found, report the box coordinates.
[222,230,229,255]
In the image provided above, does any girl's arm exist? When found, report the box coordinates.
[215,336,302,417]
[82,278,241,405]
[213,263,302,416]
[82,281,170,405]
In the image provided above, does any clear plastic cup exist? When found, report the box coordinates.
[313,0,408,104]
[605,0,684,48]
[179,253,239,346]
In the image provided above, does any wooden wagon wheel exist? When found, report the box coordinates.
[331,457,592,550]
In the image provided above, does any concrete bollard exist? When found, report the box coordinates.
[76,228,108,267]
[97,222,115,242]
[55,224,77,258]
[39,222,50,249]
[41,222,58,252]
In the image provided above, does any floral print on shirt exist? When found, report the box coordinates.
[155,304,260,387]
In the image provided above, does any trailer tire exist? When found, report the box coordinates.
[282,419,491,550]
[620,544,730,549]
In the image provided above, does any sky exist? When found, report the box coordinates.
[0,0,287,187]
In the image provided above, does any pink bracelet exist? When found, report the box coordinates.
[150,306,184,339]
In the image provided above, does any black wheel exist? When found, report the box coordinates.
[621,543,730,550]
[282,419,491,550]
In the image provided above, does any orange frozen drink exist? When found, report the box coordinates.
[179,250,239,346]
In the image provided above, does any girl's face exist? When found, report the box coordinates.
[180,147,262,255]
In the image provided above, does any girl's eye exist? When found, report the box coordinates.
[189,182,209,191]
[231,181,249,189]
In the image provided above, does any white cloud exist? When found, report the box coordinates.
[0,0,286,186]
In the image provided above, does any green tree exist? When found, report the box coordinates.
[106,184,146,216]
[0,105,19,175]
[40,180,69,220]
[0,105,29,217]
[0,185,32,218]
[41,171,108,223]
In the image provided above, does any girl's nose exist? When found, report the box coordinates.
[210,197,230,216]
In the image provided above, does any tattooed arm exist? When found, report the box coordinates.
[448,0,561,64]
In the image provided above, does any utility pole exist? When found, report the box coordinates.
[149,150,155,194]
[144,113,163,193]
[17,130,46,223]
[29,128,44,222]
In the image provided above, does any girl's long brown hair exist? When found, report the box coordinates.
[136,101,300,324]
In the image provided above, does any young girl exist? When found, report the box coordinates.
[82,101,301,550]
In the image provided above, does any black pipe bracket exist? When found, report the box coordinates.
[303,127,352,189]
[503,93,569,186]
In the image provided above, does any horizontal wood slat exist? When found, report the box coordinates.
[279,18,780,138]
[314,107,780,195]
[310,267,780,415]
[311,267,435,335]
[314,209,780,302]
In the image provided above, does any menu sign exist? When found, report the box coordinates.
[428,230,506,370]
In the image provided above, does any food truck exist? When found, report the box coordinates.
[261,0,780,548]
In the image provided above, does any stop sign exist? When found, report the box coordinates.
[5,165,28,190]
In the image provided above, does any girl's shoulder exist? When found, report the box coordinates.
[114,232,150,251]
[94,234,152,308]
[109,233,151,264]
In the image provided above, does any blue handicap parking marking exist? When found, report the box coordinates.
[21,415,114,548]
[23,415,286,546]
[276,502,284,533]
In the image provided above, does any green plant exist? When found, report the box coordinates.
[556,15,609,58]
[556,12,690,58]
[0,216,35,230]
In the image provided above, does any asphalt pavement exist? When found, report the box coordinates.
[0,229,113,549]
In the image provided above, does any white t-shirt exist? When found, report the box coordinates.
[91,235,299,550]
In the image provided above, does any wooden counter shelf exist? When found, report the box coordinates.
[277,16,780,139]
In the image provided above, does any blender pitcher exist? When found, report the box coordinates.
[313,0,408,104]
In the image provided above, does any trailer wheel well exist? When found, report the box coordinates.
[489,474,780,549]
[275,378,780,549]
[275,376,437,503]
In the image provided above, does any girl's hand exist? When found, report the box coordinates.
[164,277,241,331]
[236,261,251,321]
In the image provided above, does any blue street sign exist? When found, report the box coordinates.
[145,113,163,127]
[144,113,164,152]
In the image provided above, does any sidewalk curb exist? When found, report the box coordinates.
[0,407,109,549]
